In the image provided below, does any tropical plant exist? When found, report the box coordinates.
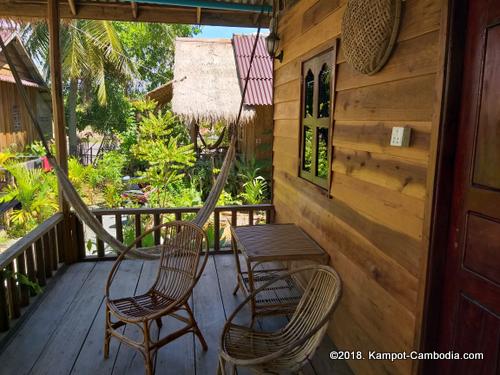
[103,183,124,208]
[92,150,127,188]
[236,157,265,183]
[1,268,43,294]
[217,189,241,206]
[0,164,58,236]
[22,20,132,155]
[147,182,202,209]
[68,157,88,193]
[239,176,268,205]
[123,217,154,247]
[26,141,47,157]
[189,158,221,200]
[131,110,195,207]
[68,151,126,207]
[0,152,14,166]
[235,157,270,204]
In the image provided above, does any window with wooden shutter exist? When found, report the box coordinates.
[11,104,22,132]
[299,47,336,189]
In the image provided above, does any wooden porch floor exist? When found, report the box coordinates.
[0,255,352,375]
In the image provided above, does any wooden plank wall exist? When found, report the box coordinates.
[0,81,37,150]
[0,42,40,151]
[272,0,444,374]
[240,105,273,163]
[253,105,274,162]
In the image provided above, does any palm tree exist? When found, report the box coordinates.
[22,20,133,155]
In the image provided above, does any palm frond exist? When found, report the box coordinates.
[61,21,88,79]
[95,60,107,105]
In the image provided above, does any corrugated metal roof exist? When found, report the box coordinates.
[0,28,49,93]
[0,74,44,88]
[232,34,273,106]
[0,22,15,44]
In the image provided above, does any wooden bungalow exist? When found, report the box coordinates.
[0,28,52,151]
[0,1,498,375]
[148,35,273,163]
[233,34,273,163]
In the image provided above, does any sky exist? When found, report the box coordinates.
[197,26,268,39]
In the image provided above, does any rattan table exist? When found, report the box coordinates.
[230,224,329,321]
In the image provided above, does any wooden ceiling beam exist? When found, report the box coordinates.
[0,1,270,27]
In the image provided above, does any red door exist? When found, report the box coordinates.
[438,0,500,373]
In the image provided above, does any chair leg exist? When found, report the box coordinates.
[155,317,163,329]
[104,306,111,359]
[250,314,256,329]
[232,282,239,296]
[185,302,208,351]
[217,355,225,375]
[143,322,154,375]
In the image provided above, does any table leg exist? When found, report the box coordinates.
[231,233,243,295]
[246,258,256,325]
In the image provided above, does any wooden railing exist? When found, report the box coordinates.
[76,204,275,259]
[0,213,65,333]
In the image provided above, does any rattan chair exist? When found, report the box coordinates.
[104,221,209,375]
[217,265,342,375]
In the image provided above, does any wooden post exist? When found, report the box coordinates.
[214,210,220,252]
[25,246,37,297]
[6,263,21,319]
[0,270,9,331]
[35,239,46,287]
[42,233,52,278]
[71,213,85,260]
[115,214,123,243]
[153,213,161,245]
[48,0,75,264]
[96,215,105,257]
[135,214,142,249]
[17,253,30,307]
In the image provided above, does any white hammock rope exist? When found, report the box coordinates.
[0,5,266,259]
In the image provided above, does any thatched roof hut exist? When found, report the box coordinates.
[146,79,173,105]
[171,38,255,125]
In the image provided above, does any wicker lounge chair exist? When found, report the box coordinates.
[104,221,209,375]
[217,265,342,375]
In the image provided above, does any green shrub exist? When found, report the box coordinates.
[123,216,154,247]
[131,110,195,207]
[239,176,268,205]
[0,163,58,237]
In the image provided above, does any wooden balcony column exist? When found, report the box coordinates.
[48,0,77,263]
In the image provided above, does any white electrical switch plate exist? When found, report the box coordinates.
[390,126,411,147]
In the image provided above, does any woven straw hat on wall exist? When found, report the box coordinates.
[341,0,402,75]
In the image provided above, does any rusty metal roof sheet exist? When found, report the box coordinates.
[232,34,273,106]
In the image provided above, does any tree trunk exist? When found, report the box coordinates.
[67,78,78,156]
[190,121,199,157]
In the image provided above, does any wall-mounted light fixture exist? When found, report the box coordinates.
[265,15,284,62]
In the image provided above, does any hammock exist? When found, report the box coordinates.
[198,126,226,151]
[0,6,266,259]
